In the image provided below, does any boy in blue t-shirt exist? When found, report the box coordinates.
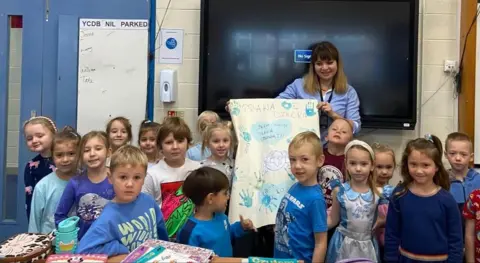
[77,145,168,257]
[177,166,256,257]
[274,131,328,263]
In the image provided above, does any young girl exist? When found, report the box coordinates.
[372,142,396,261]
[106,116,132,153]
[200,121,235,184]
[138,120,162,167]
[28,126,81,234]
[55,131,115,240]
[23,116,57,220]
[187,111,219,161]
[384,134,463,262]
[326,140,393,262]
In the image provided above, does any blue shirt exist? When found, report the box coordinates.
[28,172,70,234]
[277,78,361,143]
[55,175,115,240]
[274,183,328,263]
[177,213,245,257]
[187,143,211,161]
[77,193,169,257]
[450,168,480,211]
[385,187,463,262]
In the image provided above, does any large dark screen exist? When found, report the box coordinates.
[199,0,418,129]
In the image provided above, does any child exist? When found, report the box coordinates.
[372,142,396,261]
[319,118,353,210]
[187,111,219,161]
[138,120,162,167]
[142,117,201,237]
[445,132,480,212]
[28,126,81,234]
[463,189,480,262]
[106,116,132,153]
[326,140,392,262]
[177,166,255,257]
[55,131,115,240]
[274,131,328,263]
[77,145,168,256]
[23,116,57,220]
[200,121,235,184]
[384,134,463,262]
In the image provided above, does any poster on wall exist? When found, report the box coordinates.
[157,29,184,64]
[228,99,320,227]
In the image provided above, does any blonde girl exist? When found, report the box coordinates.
[29,126,81,234]
[371,142,396,259]
[200,121,235,184]
[106,116,132,153]
[384,134,462,262]
[55,131,115,240]
[138,120,162,167]
[23,116,57,220]
[187,111,220,161]
[326,140,393,262]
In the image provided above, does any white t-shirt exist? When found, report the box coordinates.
[142,158,201,206]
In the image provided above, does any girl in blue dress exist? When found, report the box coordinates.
[326,140,393,262]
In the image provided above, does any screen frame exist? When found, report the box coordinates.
[198,0,420,130]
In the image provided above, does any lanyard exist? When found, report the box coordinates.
[320,89,333,103]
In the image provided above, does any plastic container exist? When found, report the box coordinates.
[57,216,79,233]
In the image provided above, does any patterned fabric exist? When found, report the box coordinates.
[463,189,480,262]
[0,233,52,262]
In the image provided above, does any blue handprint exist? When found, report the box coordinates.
[285,168,295,181]
[281,101,293,110]
[239,189,253,208]
[239,127,251,143]
[231,107,240,116]
[305,101,317,117]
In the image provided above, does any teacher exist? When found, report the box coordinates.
[277,41,361,142]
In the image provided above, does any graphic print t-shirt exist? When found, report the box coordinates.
[274,183,328,262]
[318,148,345,208]
[55,175,115,240]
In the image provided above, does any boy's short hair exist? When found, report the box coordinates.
[109,145,148,173]
[182,167,229,206]
[445,132,473,152]
[156,117,192,149]
[289,131,324,158]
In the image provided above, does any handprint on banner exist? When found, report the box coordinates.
[239,189,253,208]
[305,101,317,117]
[239,126,252,153]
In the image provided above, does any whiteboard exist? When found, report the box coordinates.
[77,19,149,143]
[475,5,480,164]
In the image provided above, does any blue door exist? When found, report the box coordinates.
[42,0,149,127]
[0,0,45,240]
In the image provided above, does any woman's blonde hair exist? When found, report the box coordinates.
[303,41,348,95]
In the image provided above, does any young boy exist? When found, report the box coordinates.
[142,117,201,238]
[77,145,168,256]
[275,131,328,263]
[176,166,256,257]
[318,118,353,209]
[445,132,480,212]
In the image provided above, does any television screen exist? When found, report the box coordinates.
[199,0,418,129]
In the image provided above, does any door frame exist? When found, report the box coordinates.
[0,0,45,239]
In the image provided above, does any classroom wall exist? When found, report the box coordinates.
[6,25,22,171]
[154,0,460,184]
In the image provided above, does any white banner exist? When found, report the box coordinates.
[229,99,320,227]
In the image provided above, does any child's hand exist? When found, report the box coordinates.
[240,215,257,232]
[25,186,32,195]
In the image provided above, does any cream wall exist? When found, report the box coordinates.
[154,0,460,184]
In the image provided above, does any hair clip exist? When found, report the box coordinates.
[144,120,152,124]
[424,134,433,143]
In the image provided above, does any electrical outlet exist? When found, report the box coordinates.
[444,60,457,73]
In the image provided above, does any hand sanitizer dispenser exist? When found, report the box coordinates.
[160,69,177,103]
